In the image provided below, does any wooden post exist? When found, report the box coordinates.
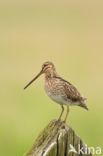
[24,120,93,156]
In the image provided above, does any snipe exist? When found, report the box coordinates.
[24,61,88,122]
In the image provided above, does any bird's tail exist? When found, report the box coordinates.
[79,101,89,111]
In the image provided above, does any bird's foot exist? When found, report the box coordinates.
[54,119,61,125]
[57,119,61,123]
[62,120,66,123]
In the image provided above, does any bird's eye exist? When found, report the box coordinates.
[44,64,47,67]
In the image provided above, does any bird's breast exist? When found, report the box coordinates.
[44,78,55,95]
[44,77,63,95]
[44,78,70,105]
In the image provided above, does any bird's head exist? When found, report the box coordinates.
[24,61,55,89]
[41,61,55,73]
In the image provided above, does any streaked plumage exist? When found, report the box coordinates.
[24,61,88,122]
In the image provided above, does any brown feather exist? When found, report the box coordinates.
[56,76,84,102]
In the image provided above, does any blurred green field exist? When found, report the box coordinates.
[0,0,103,156]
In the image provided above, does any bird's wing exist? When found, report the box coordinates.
[64,82,83,101]
[56,76,83,101]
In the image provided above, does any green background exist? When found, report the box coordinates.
[0,0,103,155]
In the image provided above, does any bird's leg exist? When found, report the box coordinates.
[58,105,64,121]
[64,106,69,123]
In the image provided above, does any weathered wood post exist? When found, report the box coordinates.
[24,120,93,156]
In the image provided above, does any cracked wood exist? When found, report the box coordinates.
[24,120,93,156]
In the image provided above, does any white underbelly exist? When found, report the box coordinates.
[46,91,80,106]
[48,94,71,106]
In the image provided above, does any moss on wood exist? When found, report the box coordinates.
[24,120,93,156]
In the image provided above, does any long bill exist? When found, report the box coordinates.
[24,70,43,89]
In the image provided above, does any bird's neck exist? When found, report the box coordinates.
[45,69,57,79]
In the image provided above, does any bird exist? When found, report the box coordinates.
[24,61,88,122]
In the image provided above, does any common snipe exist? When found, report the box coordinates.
[24,61,88,122]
